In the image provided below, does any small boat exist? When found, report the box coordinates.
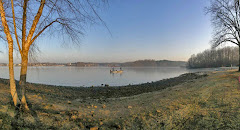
[110,67,123,73]
[110,70,123,73]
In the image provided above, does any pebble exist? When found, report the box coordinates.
[128,106,132,109]
[102,104,106,109]
[90,127,98,130]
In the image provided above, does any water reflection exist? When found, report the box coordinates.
[0,66,217,87]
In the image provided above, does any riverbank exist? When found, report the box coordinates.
[0,70,239,129]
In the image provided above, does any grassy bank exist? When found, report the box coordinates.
[0,70,240,129]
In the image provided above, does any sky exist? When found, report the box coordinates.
[0,0,213,63]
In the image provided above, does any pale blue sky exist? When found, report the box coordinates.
[0,0,213,63]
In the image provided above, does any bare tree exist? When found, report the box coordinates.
[206,0,240,71]
[0,1,20,107]
[0,0,108,110]
[187,46,239,68]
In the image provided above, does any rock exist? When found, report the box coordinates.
[75,99,83,102]
[149,113,153,117]
[60,111,65,115]
[33,95,38,98]
[94,99,99,102]
[90,127,98,130]
[79,122,85,129]
[102,104,106,109]
[71,115,77,120]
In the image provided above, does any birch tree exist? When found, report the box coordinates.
[0,0,107,110]
[0,1,20,107]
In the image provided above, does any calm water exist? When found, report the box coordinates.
[0,66,214,87]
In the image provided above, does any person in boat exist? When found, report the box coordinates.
[110,67,115,73]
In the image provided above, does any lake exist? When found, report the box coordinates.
[0,66,216,87]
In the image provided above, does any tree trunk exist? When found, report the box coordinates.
[0,0,20,107]
[8,42,20,107]
[239,46,240,71]
[19,51,29,110]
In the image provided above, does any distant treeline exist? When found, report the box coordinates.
[75,60,187,67]
[0,60,187,67]
[122,60,186,67]
[187,47,239,68]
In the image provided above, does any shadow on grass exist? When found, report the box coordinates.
[6,95,59,129]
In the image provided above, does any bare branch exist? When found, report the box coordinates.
[26,0,45,49]
[11,0,22,57]
[207,0,240,48]
[22,0,28,48]
[0,0,13,44]
[86,0,112,37]
[30,19,59,44]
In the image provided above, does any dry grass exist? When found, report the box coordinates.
[1,70,240,129]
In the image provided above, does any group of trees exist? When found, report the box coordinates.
[187,47,239,68]
[206,0,240,71]
[0,0,106,111]
[188,0,240,70]
[122,60,186,67]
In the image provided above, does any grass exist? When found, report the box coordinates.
[0,70,240,129]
